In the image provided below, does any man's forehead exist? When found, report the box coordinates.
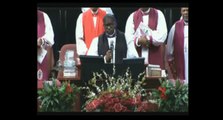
[181,7,188,10]
[104,18,114,23]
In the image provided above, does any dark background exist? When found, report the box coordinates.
[38,7,182,66]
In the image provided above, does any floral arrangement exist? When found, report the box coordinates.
[82,67,158,112]
[150,79,188,112]
[38,78,80,112]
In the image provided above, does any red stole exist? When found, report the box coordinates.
[173,19,185,80]
[82,8,106,49]
[38,10,45,38]
[133,8,164,69]
[37,10,48,81]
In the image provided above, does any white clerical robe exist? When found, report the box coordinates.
[125,8,167,64]
[166,22,188,84]
[75,8,113,55]
[81,7,114,15]
[39,12,54,46]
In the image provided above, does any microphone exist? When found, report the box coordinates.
[110,41,114,50]
[109,40,114,63]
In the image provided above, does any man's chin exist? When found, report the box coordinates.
[107,32,113,35]
[184,18,188,22]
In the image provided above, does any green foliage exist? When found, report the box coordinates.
[151,79,188,112]
[38,79,80,112]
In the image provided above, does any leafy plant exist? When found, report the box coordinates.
[38,79,80,112]
[150,79,188,112]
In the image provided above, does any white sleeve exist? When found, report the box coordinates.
[42,12,54,46]
[125,34,139,58]
[81,7,89,13]
[102,7,114,15]
[125,13,140,47]
[148,10,167,46]
[166,24,175,61]
[87,37,99,56]
[75,13,88,55]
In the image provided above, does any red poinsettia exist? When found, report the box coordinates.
[65,83,73,94]
[158,86,167,100]
[151,79,188,112]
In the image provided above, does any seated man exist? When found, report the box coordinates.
[87,14,139,64]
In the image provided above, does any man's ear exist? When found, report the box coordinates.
[114,22,117,28]
[114,16,117,28]
[114,20,117,29]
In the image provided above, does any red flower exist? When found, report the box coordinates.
[160,93,168,100]
[135,95,142,105]
[114,90,123,96]
[112,98,119,103]
[158,86,167,100]
[101,93,113,100]
[65,83,73,94]
[86,99,102,111]
[158,86,166,93]
[137,101,148,112]
[121,106,128,112]
[121,98,134,106]
[137,101,158,112]
[105,100,114,108]
[85,90,158,112]
[104,107,113,112]
[114,103,123,112]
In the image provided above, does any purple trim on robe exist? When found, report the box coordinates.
[133,8,164,69]
[173,19,185,80]
[37,10,48,81]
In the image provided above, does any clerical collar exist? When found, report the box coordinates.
[140,8,150,15]
[91,9,98,15]
[184,21,188,26]
[106,30,116,38]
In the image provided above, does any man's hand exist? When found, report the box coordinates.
[105,50,112,63]
[138,35,149,47]
[37,38,42,47]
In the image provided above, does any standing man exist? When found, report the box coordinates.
[125,8,167,69]
[87,14,138,64]
[166,7,189,84]
[81,7,113,15]
[75,8,109,55]
[37,10,54,81]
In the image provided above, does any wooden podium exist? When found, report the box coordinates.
[144,76,163,89]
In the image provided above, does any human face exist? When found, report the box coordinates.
[90,7,98,12]
[140,7,149,12]
[181,7,189,22]
[104,18,115,35]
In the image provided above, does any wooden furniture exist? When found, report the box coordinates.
[38,81,43,89]
[144,76,163,89]
[57,65,81,81]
